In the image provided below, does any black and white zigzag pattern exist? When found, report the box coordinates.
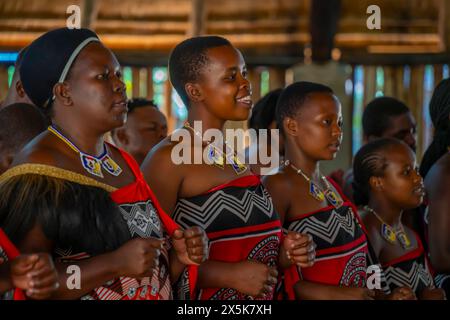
[0,247,7,261]
[119,200,163,239]
[173,188,274,230]
[289,208,355,244]
[385,261,434,292]
[435,273,450,289]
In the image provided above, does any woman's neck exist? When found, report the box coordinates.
[367,196,403,227]
[187,106,226,131]
[52,120,104,156]
[284,141,319,178]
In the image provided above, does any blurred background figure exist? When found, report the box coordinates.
[0,103,47,174]
[343,96,417,201]
[0,48,33,108]
[112,98,167,165]
[247,89,284,175]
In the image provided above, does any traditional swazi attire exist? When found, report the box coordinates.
[173,174,282,300]
[282,178,369,300]
[366,232,435,297]
[0,146,197,300]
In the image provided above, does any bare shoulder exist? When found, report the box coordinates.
[359,208,383,256]
[425,153,450,195]
[141,135,182,174]
[262,170,290,195]
[262,170,291,221]
[11,131,60,167]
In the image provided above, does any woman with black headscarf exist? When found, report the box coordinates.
[0,28,208,300]
[420,78,450,298]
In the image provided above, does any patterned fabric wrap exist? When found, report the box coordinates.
[173,175,282,300]
[377,234,435,296]
[283,178,369,300]
[72,145,195,300]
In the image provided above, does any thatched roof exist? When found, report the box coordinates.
[0,0,446,66]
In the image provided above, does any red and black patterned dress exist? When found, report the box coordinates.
[60,147,191,300]
[173,174,282,300]
[370,233,435,296]
[283,178,369,300]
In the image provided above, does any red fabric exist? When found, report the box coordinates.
[200,223,282,300]
[204,174,261,194]
[175,174,283,300]
[381,231,434,277]
[327,177,369,235]
[0,228,26,300]
[109,145,198,299]
[283,238,368,300]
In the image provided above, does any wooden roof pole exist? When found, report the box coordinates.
[309,0,341,62]
[438,0,450,52]
[187,0,206,37]
[81,0,99,30]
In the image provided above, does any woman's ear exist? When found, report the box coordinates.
[283,117,298,137]
[15,80,27,98]
[369,176,384,191]
[53,82,73,106]
[185,83,203,103]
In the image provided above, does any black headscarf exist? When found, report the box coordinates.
[20,28,99,109]
[420,78,450,178]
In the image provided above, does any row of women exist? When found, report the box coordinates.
[0,27,448,300]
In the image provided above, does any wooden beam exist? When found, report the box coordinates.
[248,68,261,102]
[367,45,442,54]
[97,0,191,18]
[383,66,395,97]
[0,66,9,104]
[363,66,376,107]
[132,67,140,98]
[147,67,154,101]
[81,0,99,29]
[164,78,174,132]
[96,20,187,33]
[0,19,66,30]
[207,0,307,16]
[438,0,450,51]
[138,68,147,97]
[310,0,341,62]
[208,18,307,31]
[335,33,441,46]
[434,64,443,87]
[338,18,436,29]
[268,67,285,90]
[408,65,425,159]
[0,31,441,53]
[394,66,406,103]
[187,0,206,37]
